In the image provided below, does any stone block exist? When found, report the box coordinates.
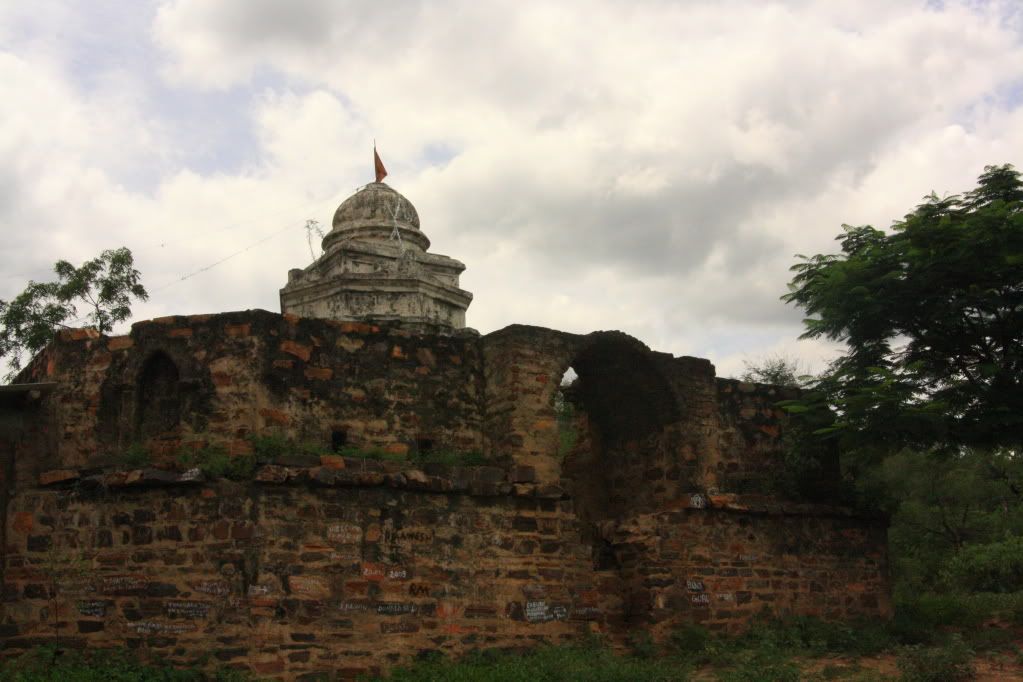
[304,366,333,380]
[280,340,313,361]
[107,336,134,351]
[39,469,79,486]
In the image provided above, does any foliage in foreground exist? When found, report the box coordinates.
[0,645,249,682]
[4,606,1022,682]
[378,642,688,682]
[371,607,1023,681]
[857,448,1023,596]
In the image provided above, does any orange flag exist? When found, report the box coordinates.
[374,147,387,183]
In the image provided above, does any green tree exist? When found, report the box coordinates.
[864,448,1023,595]
[0,247,148,379]
[739,354,808,388]
[783,164,1023,455]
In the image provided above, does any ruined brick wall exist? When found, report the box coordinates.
[0,313,891,677]
[603,495,891,637]
[2,467,618,679]
[716,379,800,493]
[13,311,484,484]
[715,379,839,499]
[481,326,714,516]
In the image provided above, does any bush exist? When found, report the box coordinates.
[893,591,1023,645]
[337,446,404,462]
[410,449,487,467]
[176,443,253,480]
[249,433,327,466]
[112,442,150,468]
[376,643,687,682]
[897,634,975,682]
[626,631,657,659]
[0,645,252,681]
[668,624,710,655]
[943,537,1023,593]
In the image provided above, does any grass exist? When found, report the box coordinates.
[337,445,488,468]
[175,442,262,480]
[367,607,1023,681]
[107,442,151,469]
[4,609,1022,681]
[0,646,251,681]
[372,641,689,682]
[104,432,491,481]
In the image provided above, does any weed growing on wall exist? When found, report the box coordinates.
[412,449,487,467]
[249,432,326,466]
[102,442,151,469]
[175,442,264,480]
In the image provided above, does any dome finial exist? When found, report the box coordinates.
[374,142,387,183]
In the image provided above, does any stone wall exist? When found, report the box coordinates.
[1,461,889,678]
[0,311,890,677]
[12,310,484,485]
[2,463,618,679]
[603,495,890,637]
[716,379,839,499]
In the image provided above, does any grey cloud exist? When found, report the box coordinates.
[3,0,1023,380]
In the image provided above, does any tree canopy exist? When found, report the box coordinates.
[784,164,1023,454]
[739,354,808,388]
[0,247,148,380]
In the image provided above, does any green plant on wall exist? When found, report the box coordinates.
[175,442,255,480]
[115,442,150,468]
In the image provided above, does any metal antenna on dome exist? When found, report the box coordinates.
[389,200,405,254]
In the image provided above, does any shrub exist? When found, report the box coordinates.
[336,446,403,462]
[176,443,253,480]
[668,623,710,655]
[411,449,487,467]
[626,630,657,659]
[943,537,1023,593]
[377,643,687,682]
[113,442,150,468]
[0,645,252,681]
[896,634,975,682]
[248,432,292,462]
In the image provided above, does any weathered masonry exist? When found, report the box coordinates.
[0,312,890,678]
[0,176,889,678]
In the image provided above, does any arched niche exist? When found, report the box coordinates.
[553,332,681,523]
[135,351,182,440]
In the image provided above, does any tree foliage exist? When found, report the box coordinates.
[783,164,1023,454]
[739,354,808,388]
[0,248,147,380]
[864,448,1023,595]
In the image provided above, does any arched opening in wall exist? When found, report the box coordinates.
[554,366,580,460]
[136,352,182,441]
[555,335,680,534]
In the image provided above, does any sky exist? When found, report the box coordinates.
[1,0,1022,379]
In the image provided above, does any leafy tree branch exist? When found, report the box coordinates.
[0,247,147,380]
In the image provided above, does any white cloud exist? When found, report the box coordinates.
[1,0,1022,380]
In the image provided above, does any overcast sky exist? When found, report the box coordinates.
[1,0,1021,378]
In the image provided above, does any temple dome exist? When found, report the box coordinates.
[331,182,420,232]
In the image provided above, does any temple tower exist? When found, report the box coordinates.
[280,176,472,329]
